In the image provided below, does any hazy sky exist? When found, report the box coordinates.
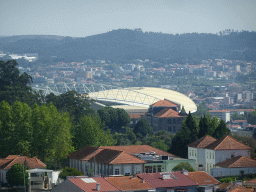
[0,0,255,37]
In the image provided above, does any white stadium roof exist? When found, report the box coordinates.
[88,87,197,113]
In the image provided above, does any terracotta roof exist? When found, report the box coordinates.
[152,99,178,107]
[230,187,254,192]
[204,135,251,150]
[187,171,219,185]
[69,177,119,192]
[68,146,102,160]
[245,178,256,184]
[88,149,146,164]
[153,108,182,118]
[100,145,175,157]
[137,172,198,188]
[188,135,217,148]
[0,156,46,170]
[106,176,153,191]
[216,156,256,168]
[129,114,142,119]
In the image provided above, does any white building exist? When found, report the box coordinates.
[188,135,251,175]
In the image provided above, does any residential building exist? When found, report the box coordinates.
[187,171,220,192]
[68,146,146,177]
[106,175,154,192]
[51,176,119,192]
[188,135,251,175]
[209,110,230,122]
[142,99,186,133]
[137,171,198,192]
[211,156,256,177]
[0,155,46,184]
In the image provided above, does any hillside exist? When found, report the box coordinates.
[1,29,256,62]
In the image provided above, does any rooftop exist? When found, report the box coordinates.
[187,171,219,186]
[216,156,256,168]
[188,135,217,148]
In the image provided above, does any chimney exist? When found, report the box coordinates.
[96,183,100,191]
[182,169,188,175]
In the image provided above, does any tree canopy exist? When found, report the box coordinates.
[133,118,153,139]
[6,163,29,187]
[59,167,83,180]
[172,162,195,172]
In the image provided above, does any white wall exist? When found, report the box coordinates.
[0,169,8,183]
[215,150,250,164]
[211,167,256,177]
[205,149,216,174]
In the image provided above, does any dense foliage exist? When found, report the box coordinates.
[170,113,230,158]
[59,167,83,180]
[6,164,29,187]
[172,162,195,172]
[1,30,256,62]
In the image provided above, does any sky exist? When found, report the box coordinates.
[0,0,255,37]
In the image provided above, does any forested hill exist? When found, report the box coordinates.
[1,29,256,62]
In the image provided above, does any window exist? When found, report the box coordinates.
[158,166,161,172]
[168,126,171,132]
[115,168,120,175]
[213,153,214,159]
[199,164,203,167]
[231,154,234,158]
[189,150,191,156]
[195,151,196,157]
[210,152,211,159]
[192,150,194,156]
[240,170,244,175]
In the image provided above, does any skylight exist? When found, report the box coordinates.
[82,178,96,183]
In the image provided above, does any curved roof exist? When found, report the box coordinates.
[88,87,197,113]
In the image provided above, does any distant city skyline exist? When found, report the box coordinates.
[0,0,255,37]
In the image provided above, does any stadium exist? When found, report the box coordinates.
[33,84,197,114]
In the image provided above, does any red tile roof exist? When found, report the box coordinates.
[187,171,219,185]
[204,135,251,150]
[153,108,182,118]
[100,145,175,157]
[88,149,146,164]
[245,178,256,184]
[188,135,217,148]
[137,172,198,188]
[0,155,46,170]
[152,99,178,107]
[69,177,119,192]
[230,186,254,192]
[106,176,153,191]
[68,146,102,160]
[216,156,256,168]
[129,114,142,119]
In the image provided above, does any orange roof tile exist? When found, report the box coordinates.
[245,178,256,184]
[188,135,217,148]
[230,186,254,192]
[153,108,182,118]
[69,177,119,192]
[216,156,256,168]
[106,176,153,191]
[187,171,219,185]
[129,114,142,119]
[88,149,146,164]
[68,146,103,160]
[205,135,251,150]
[0,156,46,170]
[152,99,177,107]
[100,145,175,157]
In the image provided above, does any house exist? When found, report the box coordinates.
[188,135,251,174]
[211,156,256,177]
[51,176,119,192]
[106,175,154,192]
[27,168,62,190]
[187,171,220,192]
[0,155,46,184]
[243,178,256,189]
[68,146,146,177]
[141,99,186,133]
[137,171,198,192]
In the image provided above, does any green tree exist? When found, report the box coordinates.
[11,101,32,156]
[0,101,14,158]
[73,115,116,150]
[231,113,246,121]
[59,167,83,180]
[247,111,256,125]
[172,162,195,172]
[45,91,92,123]
[198,115,211,138]
[31,103,74,165]
[194,103,210,117]
[150,140,169,152]
[212,120,230,139]
[0,60,34,105]
[170,112,198,158]
[133,119,153,139]
[6,164,29,187]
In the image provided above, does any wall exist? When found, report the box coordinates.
[215,150,250,164]
[211,167,256,177]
